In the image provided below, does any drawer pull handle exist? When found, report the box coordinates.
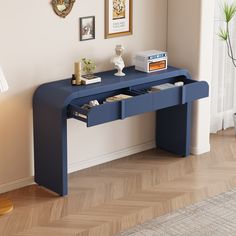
[73,112,87,119]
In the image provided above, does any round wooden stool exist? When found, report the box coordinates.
[0,198,13,216]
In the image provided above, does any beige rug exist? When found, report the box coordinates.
[116,189,236,236]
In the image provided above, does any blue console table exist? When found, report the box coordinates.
[33,66,209,196]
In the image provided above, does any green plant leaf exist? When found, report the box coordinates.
[218,27,228,41]
[223,2,236,23]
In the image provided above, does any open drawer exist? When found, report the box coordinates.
[68,90,125,127]
[129,76,209,106]
[68,76,209,127]
[69,101,121,127]
[68,88,155,127]
[182,80,209,103]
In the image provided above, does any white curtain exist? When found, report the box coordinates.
[211,0,236,133]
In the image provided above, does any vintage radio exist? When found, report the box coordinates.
[134,50,168,73]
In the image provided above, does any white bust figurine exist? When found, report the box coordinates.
[111,45,126,77]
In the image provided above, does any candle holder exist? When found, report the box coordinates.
[74,61,82,85]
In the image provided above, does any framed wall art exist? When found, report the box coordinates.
[105,0,133,39]
[51,0,76,18]
[80,16,95,41]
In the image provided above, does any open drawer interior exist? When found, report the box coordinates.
[68,88,138,127]
[68,76,208,127]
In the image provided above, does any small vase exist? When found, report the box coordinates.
[233,113,236,135]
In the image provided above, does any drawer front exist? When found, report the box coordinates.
[68,79,209,127]
[182,81,209,104]
[152,87,181,110]
[123,93,153,118]
[87,101,121,127]
[68,101,121,127]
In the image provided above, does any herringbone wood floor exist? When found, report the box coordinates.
[1,129,236,236]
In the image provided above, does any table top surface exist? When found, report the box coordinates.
[38,66,190,95]
[34,66,192,106]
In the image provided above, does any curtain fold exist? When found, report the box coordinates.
[211,0,236,133]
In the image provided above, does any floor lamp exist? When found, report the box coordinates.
[0,66,13,216]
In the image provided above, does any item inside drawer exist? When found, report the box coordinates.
[70,89,140,112]
[149,83,176,92]
[130,75,193,93]
[105,94,133,103]
[130,83,180,95]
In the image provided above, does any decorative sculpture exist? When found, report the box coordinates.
[111,45,126,77]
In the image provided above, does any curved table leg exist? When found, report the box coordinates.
[33,103,68,196]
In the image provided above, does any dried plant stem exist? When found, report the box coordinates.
[226,23,236,66]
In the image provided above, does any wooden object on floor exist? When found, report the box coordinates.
[0,198,13,216]
[0,129,236,236]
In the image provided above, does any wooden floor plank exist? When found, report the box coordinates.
[0,129,236,236]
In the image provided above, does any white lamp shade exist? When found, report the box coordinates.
[0,67,9,93]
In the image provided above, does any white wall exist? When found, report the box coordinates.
[167,0,215,154]
[0,0,168,189]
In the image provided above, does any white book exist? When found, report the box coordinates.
[81,75,101,85]
[151,83,175,92]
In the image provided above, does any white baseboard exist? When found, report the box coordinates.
[0,177,34,194]
[0,141,210,194]
[191,143,211,155]
[68,140,156,173]
[0,141,156,194]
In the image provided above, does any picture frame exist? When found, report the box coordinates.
[80,16,95,41]
[105,0,133,39]
[51,0,76,18]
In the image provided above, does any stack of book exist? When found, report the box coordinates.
[150,83,176,92]
[81,75,101,85]
[105,94,133,102]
